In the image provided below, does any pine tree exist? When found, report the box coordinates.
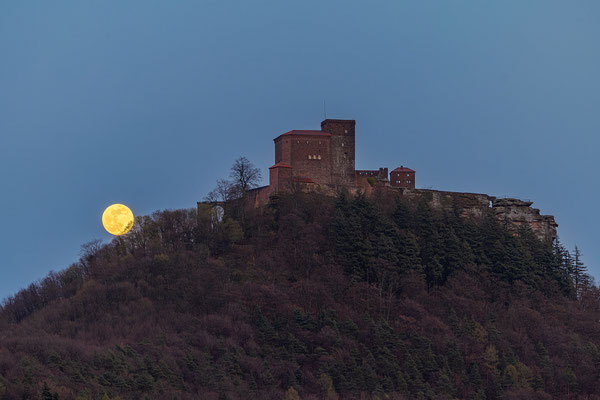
[255,309,278,344]
[564,365,578,397]
[468,363,482,387]
[362,352,379,393]
[392,198,412,229]
[436,369,454,396]
[573,246,589,298]
[403,352,425,394]
[41,383,53,400]
[425,255,444,288]
[396,231,421,273]
[41,383,59,400]
[562,246,574,281]
[447,309,460,335]
[446,340,464,372]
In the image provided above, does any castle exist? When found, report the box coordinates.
[252,119,413,202]
[239,119,557,241]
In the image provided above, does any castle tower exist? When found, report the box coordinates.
[269,162,293,192]
[273,130,332,184]
[321,119,355,186]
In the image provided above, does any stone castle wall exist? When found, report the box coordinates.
[287,136,331,183]
[245,184,557,241]
[322,119,356,186]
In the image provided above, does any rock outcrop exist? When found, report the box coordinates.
[392,189,557,241]
[492,198,558,240]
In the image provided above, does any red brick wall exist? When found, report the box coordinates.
[269,165,292,191]
[275,140,282,163]
[321,119,356,186]
[274,137,294,165]
[390,170,415,188]
[355,168,388,178]
[288,136,331,184]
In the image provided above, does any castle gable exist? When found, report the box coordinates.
[275,130,331,140]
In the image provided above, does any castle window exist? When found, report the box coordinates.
[342,143,344,147]
[313,154,317,159]
[318,155,321,160]
[308,155,312,159]
[344,129,348,133]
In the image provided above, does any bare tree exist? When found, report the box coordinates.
[204,157,261,230]
[205,157,261,203]
[229,156,262,194]
[205,179,239,202]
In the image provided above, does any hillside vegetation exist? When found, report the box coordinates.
[1,191,599,400]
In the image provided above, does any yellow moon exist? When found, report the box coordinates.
[102,204,134,235]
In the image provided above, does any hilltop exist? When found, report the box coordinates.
[0,191,599,400]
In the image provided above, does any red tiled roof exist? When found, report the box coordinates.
[292,177,315,183]
[269,162,292,169]
[279,130,331,137]
[392,167,415,173]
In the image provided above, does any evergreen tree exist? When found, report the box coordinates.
[362,352,379,393]
[573,246,589,297]
[473,388,487,400]
[468,363,482,387]
[403,352,425,394]
[446,340,464,372]
[436,369,454,396]
[41,382,59,400]
[447,309,460,336]
[392,198,412,229]
[564,365,578,397]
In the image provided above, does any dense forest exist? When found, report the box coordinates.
[1,187,599,399]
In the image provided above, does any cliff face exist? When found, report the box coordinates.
[384,188,558,241]
[491,198,558,241]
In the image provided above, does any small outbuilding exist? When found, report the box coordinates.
[390,166,415,189]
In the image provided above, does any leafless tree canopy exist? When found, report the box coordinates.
[205,179,239,203]
[205,157,262,203]
[229,156,262,193]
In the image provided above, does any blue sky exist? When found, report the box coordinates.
[1,1,599,298]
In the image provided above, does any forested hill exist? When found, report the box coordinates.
[1,191,599,400]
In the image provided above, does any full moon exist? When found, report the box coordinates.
[102,204,134,235]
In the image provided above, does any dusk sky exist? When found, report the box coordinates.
[1,1,599,299]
